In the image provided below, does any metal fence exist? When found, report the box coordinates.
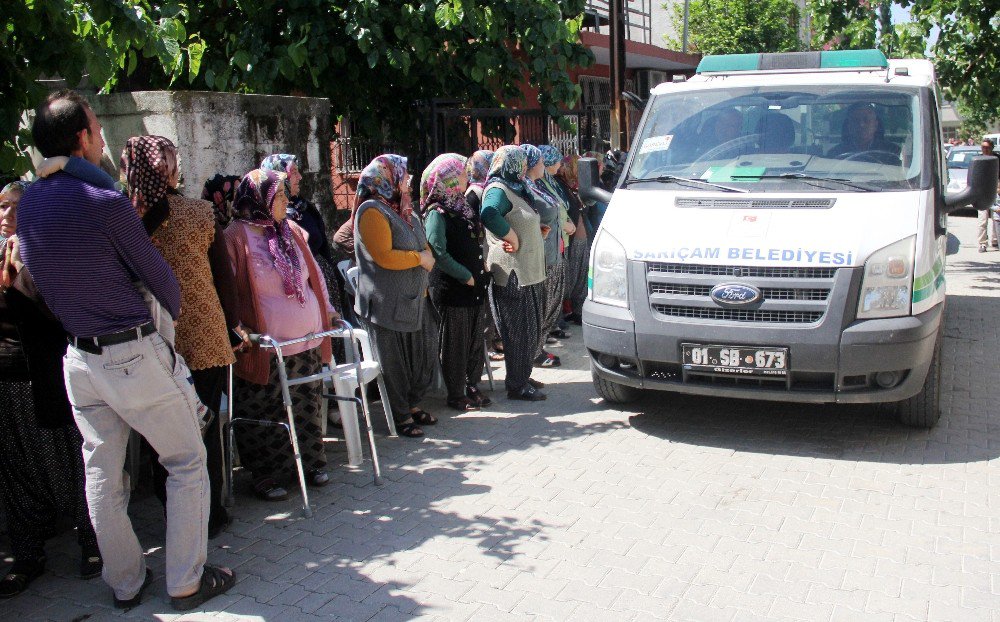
[430,107,599,158]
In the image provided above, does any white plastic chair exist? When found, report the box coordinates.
[324,326,398,469]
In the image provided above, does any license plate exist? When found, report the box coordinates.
[682,344,789,377]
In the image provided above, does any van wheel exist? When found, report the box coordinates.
[592,368,640,404]
[894,340,941,429]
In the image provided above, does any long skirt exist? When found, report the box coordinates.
[359,304,437,423]
[233,348,326,483]
[0,378,97,561]
[489,272,543,392]
[439,303,489,401]
[535,260,566,357]
[565,237,590,316]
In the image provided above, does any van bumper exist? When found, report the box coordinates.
[583,300,942,404]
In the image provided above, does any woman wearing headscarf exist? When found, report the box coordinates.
[260,154,343,315]
[520,144,563,368]
[117,136,243,535]
[481,146,551,401]
[225,168,337,500]
[354,155,437,438]
[536,145,575,343]
[422,154,492,411]
[555,155,590,325]
[201,174,241,227]
[0,180,101,598]
[464,150,494,215]
[464,151,502,359]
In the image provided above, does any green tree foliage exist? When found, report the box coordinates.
[665,0,802,55]
[1,1,199,175]
[810,0,1000,133]
[3,0,594,176]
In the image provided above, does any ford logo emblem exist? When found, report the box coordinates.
[710,283,762,307]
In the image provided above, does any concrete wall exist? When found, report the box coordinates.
[87,91,331,206]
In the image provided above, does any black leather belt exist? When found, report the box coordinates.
[69,323,156,355]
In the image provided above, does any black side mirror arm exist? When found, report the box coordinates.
[578,157,614,205]
[944,155,999,213]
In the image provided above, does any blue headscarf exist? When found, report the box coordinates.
[539,145,562,167]
[521,144,542,170]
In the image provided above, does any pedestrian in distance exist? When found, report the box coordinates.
[16,90,234,611]
[976,139,1000,252]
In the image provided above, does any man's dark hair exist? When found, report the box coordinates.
[31,90,92,158]
[984,139,995,149]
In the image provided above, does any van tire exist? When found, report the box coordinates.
[894,340,941,429]
[592,369,640,404]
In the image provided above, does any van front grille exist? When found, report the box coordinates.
[652,304,824,324]
[649,283,830,301]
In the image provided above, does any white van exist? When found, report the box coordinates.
[578,50,998,427]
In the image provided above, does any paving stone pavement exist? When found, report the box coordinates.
[2,215,999,622]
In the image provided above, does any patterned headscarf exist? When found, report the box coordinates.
[517,145,561,211]
[521,144,542,170]
[486,146,529,198]
[260,153,297,175]
[539,145,563,167]
[201,174,241,227]
[357,154,412,223]
[234,169,305,306]
[422,154,475,223]
[419,153,461,210]
[119,136,179,216]
[465,150,494,190]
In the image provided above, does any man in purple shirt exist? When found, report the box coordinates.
[17,91,234,611]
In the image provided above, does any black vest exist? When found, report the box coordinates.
[428,208,489,308]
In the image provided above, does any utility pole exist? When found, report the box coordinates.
[609,0,628,151]
[682,0,690,53]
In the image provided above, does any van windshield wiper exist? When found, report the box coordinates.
[728,173,875,192]
[622,175,749,193]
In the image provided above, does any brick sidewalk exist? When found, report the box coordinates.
[2,214,998,622]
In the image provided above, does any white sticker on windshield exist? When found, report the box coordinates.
[639,135,674,154]
[953,153,967,162]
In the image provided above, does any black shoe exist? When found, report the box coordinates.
[252,477,289,501]
[549,329,571,339]
[114,567,153,610]
[980,244,988,253]
[508,385,547,401]
[307,470,330,488]
[466,385,492,407]
[0,557,45,599]
[80,546,103,579]
[564,313,583,325]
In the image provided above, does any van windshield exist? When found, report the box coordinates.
[627,85,926,192]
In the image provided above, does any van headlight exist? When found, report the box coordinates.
[857,236,915,319]
[590,231,629,307]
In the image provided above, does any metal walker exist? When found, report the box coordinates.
[223,320,384,518]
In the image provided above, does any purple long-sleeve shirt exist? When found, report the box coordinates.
[17,171,181,338]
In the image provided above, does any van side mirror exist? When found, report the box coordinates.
[579,157,613,205]
[945,155,999,212]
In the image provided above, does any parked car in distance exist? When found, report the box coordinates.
[947,145,982,215]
